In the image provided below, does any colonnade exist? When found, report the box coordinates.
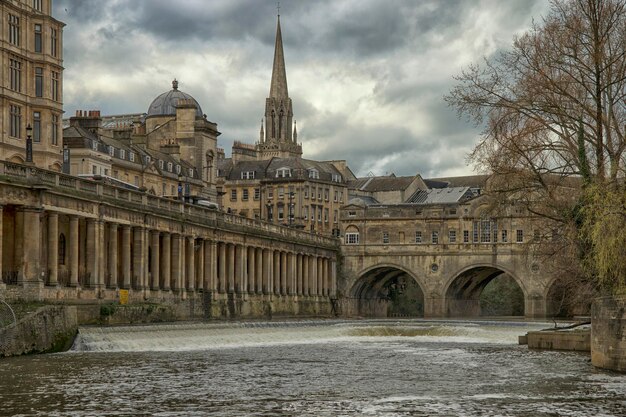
[0,205,337,298]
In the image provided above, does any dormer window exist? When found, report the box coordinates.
[159,160,164,170]
[108,146,115,156]
[308,168,319,179]
[167,162,173,172]
[92,141,98,151]
[120,149,126,159]
[276,167,291,178]
[176,165,181,174]
[129,152,135,162]
[332,173,342,183]
[188,168,193,177]
[145,155,151,164]
[241,171,255,180]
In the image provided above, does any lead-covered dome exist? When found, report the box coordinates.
[146,79,203,118]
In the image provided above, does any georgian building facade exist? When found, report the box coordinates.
[0,0,64,170]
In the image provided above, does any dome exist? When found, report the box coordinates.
[146,79,204,118]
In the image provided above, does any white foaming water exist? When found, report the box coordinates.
[70,319,551,353]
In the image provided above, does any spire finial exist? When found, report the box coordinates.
[277,2,280,17]
[172,79,179,90]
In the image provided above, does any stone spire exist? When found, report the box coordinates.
[256,13,301,159]
[259,120,264,143]
[269,15,289,99]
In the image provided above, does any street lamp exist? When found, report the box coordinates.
[25,123,33,163]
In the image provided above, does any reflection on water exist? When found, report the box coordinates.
[0,319,624,416]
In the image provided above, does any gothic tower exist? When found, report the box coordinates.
[257,15,302,159]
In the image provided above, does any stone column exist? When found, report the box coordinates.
[186,236,195,291]
[132,227,145,289]
[69,216,79,287]
[247,247,252,293]
[218,242,226,293]
[196,239,204,291]
[108,223,118,288]
[179,234,186,292]
[280,252,287,295]
[303,255,310,296]
[227,243,235,293]
[20,208,42,286]
[171,234,181,291]
[273,250,280,295]
[161,233,171,291]
[313,256,319,296]
[121,225,131,289]
[85,218,97,288]
[322,258,328,296]
[289,253,296,295]
[238,244,247,293]
[47,212,58,286]
[255,248,263,294]
[262,249,271,295]
[97,221,105,289]
[296,254,303,295]
[330,259,337,297]
[205,240,216,293]
[150,230,160,290]
[0,206,3,287]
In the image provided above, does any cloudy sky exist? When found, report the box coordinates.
[53,0,550,178]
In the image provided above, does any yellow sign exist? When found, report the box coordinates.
[119,289,129,305]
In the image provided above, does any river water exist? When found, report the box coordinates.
[0,319,625,416]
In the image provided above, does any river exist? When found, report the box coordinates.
[0,319,624,416]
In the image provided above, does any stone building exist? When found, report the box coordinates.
[63,80,220,200]
[0,0,64,169]
[217,16,354,235]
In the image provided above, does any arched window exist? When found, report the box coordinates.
[345,225,360,245]
[58,233,66,265]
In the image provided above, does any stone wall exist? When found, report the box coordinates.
[527,330,590,352]
[591,297,626,372]
[0,305,78,357]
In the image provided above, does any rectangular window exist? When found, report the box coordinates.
[50,28,58,57]
[278,205,284,221]
[415,231,422,243]
[303,206,309,220]
[317,207,322,222]
[472,221,479,243]
[129,152,135,162]
[230,189,237,201]
[480,218,492,243]
[278,187,284,199]
[33,0,43,11]
[9,15,20,46]
[334,190,338,202]
[92,166,97,175]
[516,229,524,243]
[51,71,59,101]
[33,111,41,142]
[317,188,322,200]
[254,188,260,200]
[267,188,273,199]
[35,67,43,97]
[242,189,249,201]
[449,230,457,243]
[162,183,166,195]
[463,230,469,243]
[34,24,42,52]
[9,57,22,92]
[382,232,389,244]
[324,189,329,201]
[346,233,359,245]
[10,105,21,138]
[501,230,508,243]
[304,187,309,198]
[134,176,139,186]
[432,231,439,244]
[51,114,59,145]
[241,171,255,179]
[333,210,338,223]
[348,211,356,217]
[324,208,329,223]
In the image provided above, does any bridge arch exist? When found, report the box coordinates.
[444,264,527,317]
[349,263,426,317]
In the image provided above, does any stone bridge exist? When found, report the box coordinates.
[337,196,555,317]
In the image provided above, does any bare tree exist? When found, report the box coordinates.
[446,0,626,297]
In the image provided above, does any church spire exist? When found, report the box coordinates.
[269,15,289,99]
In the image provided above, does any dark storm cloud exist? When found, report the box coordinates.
[52,0,552,178]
